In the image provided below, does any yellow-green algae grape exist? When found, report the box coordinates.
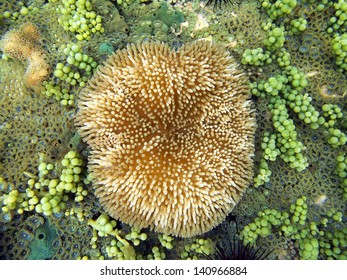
[56,0,104,40]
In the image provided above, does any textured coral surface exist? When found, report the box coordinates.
[0,0,346,260]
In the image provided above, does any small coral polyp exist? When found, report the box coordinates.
[0,22,50,93]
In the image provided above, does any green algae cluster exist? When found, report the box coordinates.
[240,196,347,259]
[0,0,346,260]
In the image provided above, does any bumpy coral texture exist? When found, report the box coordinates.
[75,41,256,237]
[0,23,50,93]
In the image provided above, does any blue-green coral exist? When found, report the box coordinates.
[28,220,58,260]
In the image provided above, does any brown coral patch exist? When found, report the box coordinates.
[0,23,50,93]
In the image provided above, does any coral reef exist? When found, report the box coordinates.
[0,0,346,260]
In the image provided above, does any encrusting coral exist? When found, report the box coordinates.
[76,40,257,237]
[0,22,50,93]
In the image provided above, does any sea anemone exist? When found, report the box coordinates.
[75,40,256,237]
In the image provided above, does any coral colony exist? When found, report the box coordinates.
[0,0,346,260]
